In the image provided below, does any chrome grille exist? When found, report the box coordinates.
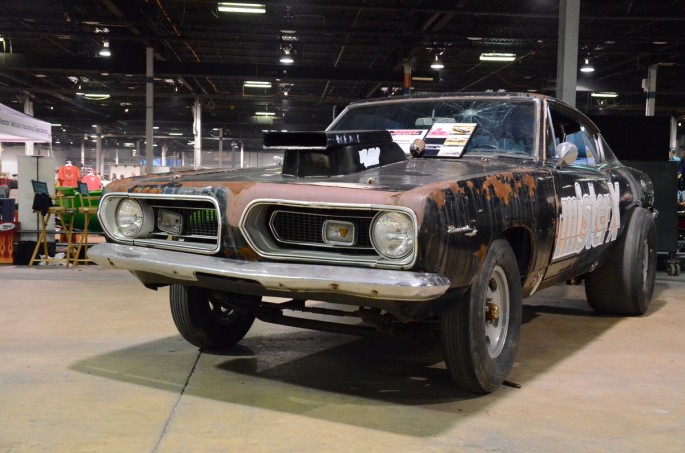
[152,206,219,238]
[99,193,222,254]
[270,209,374,249]
[239,200,418,268]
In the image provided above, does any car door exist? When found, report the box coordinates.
[543,101,621,281]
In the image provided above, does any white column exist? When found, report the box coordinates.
[161,143,168,166]
[555,0,580,107]
[95,125,102,176]
[193,98,202,169]
[145,47,154,174]
[23,97,34,156]
[645,65,658,117]
[218,127,223,168]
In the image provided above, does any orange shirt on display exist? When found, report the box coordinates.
[81,174,102,191]
[57,165,80,187]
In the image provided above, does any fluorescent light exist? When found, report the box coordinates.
[168,132,183,136]
[480,52,516,62]
[51,123,62,127]
[255,111,275,116]
[83,93,111,100]
[244,81,272,88]
[218,3,265,14]
[591,92,618,98]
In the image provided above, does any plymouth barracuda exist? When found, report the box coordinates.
[89,93,656,394]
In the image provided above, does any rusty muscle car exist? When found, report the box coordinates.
[89,93,656,394]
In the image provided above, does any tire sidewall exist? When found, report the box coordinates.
[621,208,657,314]
[468,240,522,389]
[440,239,522,393]
[585,207,657,315]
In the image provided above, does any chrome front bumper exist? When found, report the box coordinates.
[88,243,451,302]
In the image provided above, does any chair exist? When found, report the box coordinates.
[29,180,77,266]
[72,182,101,265]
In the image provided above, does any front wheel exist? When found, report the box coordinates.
[169,285,256,350]
[440,239,522,394]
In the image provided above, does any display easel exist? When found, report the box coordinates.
[72,182,101,265]
[28,180,76,266]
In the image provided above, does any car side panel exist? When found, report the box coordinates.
[417,169,557,295]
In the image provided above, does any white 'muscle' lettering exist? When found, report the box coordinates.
[552,181,621,261]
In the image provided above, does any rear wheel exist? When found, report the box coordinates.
[169,285,256,350]
[585,207,656,315]
[440,239,522,394]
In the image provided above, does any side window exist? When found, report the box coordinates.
[548,105,599,167]
[565,129,597,167]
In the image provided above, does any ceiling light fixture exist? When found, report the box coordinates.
[280,45,295,64]
[255,111,276,116]
[99,40,111,57]
[243,81,272,89]
[218,2,266,14]
[580,58,595,73]
[479,52,516,62]
[591,92,618,98]
[430,54,444,70]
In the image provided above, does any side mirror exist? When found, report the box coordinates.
[554,142,578,168]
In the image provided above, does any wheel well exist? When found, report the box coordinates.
[501,227,532,282]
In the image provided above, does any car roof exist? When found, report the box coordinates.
[345,92,548,108]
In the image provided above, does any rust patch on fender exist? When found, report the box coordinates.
[235,246,261,261]
[473,243,488,262]
[482,174,514,204]
[519,174,537,199]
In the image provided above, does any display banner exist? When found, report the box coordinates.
[0,102,51,143]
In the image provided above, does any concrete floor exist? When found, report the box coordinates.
[1,265,684,453]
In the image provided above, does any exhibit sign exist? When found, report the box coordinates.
[0,102,52,143]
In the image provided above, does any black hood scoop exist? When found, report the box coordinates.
[264,130,406,177]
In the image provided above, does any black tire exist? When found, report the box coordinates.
[440,239,522,394]
[169,284,256,350]
[585,207,656,316]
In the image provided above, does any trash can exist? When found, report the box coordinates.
[0,221,19,264]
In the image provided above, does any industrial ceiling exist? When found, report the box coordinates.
[1,0,684,154]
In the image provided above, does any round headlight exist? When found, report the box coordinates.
[371,211,415,259]
[116,199,145,237]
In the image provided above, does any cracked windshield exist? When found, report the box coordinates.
[330,98,535,158]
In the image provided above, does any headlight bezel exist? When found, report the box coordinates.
[114,198,154,238]
[370,210,416,260]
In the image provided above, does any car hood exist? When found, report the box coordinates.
[106,157,535,194]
